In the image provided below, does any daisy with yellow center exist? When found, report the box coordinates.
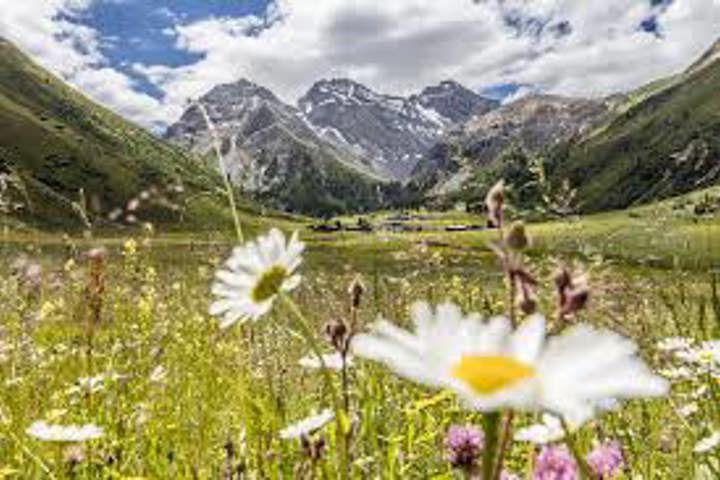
[353,301,668,424]
[210,228,304,329]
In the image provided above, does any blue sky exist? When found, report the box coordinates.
[76,0,271,98]
[1,0,719,130]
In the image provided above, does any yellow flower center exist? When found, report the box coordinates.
[452,356,535,395]
[251,265,288,302]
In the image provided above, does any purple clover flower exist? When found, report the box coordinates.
[587,441,625,478]
[444,425,483,469]
[533,445,579,480]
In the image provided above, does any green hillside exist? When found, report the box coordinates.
[0,38,243,230]
[549,50,720,212]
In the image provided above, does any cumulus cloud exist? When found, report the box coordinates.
[1,0,719,130]
[0,0,165,128]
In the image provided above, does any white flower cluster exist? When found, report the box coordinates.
[658,337,720,380]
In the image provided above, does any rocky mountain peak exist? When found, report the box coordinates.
[412,80,499,124]
[201,79,278,105]
[299,78,498,180]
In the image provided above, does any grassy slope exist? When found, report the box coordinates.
[0,39,265,230]
[550,55,720,213]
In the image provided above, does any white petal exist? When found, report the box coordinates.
[510,314,546,364]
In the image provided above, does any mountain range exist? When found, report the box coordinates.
[1,34,719,225]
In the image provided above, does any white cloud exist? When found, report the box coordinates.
[0,0,166,128]
[1,0,719,130]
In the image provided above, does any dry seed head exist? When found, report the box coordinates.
[300,435,326,462]
[562,288,590,315]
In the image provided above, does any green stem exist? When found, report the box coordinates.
[482,412,501,480]
[561,419,593,479]
[195,101,244,243]
[279,294,349,480]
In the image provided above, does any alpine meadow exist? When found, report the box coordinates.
[0,1,719,479]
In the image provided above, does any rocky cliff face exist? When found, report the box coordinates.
[414,94,611,193]
[164,79,383,216]
[298,78,498,180]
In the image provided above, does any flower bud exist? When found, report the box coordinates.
[505,222,529,250]
[348,275,366,310]
[325,320,350,353]
[485,180,505,228]
[563,288,589,315]
[516,293,538,315]
[444,425,483,471]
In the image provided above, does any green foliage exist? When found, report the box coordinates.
[548,58,720,212]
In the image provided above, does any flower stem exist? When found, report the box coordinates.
[492,411,515,480]
[482,412,501,480]
[195,100,244,244]
[561,419,593,479]
[279,294,349,480]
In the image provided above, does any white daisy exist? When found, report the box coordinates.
[659,366,695,380]
[514,414,567,444]
[299,353,353,371]
[694,431,720,454]
[353,301,668,424]
[678,402,699,418]
[279,409,334,440]
[675,340,720,375]
[210,228,304,329]
[515,399,620,445]
[26,421,104,443]
[657,336,694,352]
